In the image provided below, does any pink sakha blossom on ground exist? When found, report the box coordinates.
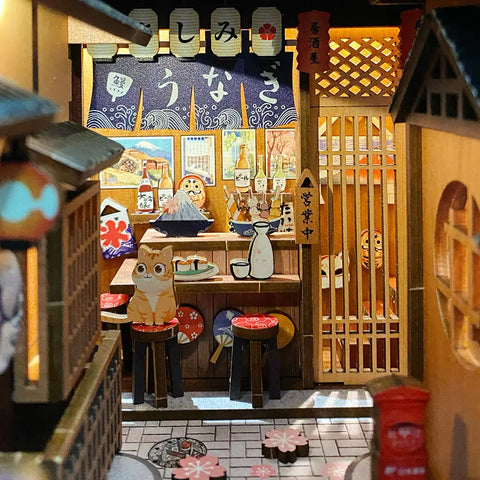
[172,455,225,480]
[263,428,308,452]
[250,464,277,479]
[319,461,350,480]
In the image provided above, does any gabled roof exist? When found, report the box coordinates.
[390,6,480,129]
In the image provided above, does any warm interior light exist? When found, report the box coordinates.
[26,246,39,383]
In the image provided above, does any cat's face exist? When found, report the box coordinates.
[132,245,174,292]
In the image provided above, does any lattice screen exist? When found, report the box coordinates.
[313,27,400,98]
[315,106,408,383]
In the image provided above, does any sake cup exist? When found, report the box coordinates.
[230,258,250,280]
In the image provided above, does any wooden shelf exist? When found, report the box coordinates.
[140,229,297,251]
[110,258,300,296]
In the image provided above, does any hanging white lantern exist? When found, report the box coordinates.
[86,44,118,62]
[211,8,241,57]
[170,8,200,58]
[252,7,282,57]
[128,9,158,61]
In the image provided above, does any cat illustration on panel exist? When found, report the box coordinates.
[103,245,177,325]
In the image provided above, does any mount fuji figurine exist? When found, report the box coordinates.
[150,190,214,237]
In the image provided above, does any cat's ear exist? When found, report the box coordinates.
[138,245,153,260]
[161,245,174,262]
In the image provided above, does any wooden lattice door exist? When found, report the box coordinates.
[311,27,408,383]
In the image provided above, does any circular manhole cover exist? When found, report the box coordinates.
[148,437,207,468]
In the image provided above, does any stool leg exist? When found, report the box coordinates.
[152,341,168,408]
[229,336,243,400]
[133,340,147,405]
[266,338,280,400]
[166,337,183,398]
[250,339,263,408]
[120,322,133,372]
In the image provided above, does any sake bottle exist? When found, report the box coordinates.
[234,144,250,193]
[137,160,154,212]
[272,155,286,192]
[254,154,267,193]
[157,163,174,209]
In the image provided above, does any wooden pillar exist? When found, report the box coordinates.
[297,72,319,388]
[406,124,424,380]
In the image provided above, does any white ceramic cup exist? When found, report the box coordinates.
[230,258,250,280]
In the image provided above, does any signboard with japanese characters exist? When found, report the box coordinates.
[211,8,241,57]
[296,11,330,73]
[87,53,296,131]
[128,9,159,61]
[170,8,200,58]
[252,7,283,57]
[295,169,320,244]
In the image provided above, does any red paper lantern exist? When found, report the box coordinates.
[296,11,330,73]
[0,160,60,242]
[399,8,423,69]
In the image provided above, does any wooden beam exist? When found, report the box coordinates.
[39,0,152,46]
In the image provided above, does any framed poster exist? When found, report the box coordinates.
[181,135,216,186]
[100,136,174,188]
[222,129,256,180]
[265,128,296,179]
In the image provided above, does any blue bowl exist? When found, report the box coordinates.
[229,218,281,237]
[150,219,214,237]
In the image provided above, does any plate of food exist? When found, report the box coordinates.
[173,255,219,281]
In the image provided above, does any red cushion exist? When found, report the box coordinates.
[100,293,129,309]
[232,314,278,330]
[131,318,179,333]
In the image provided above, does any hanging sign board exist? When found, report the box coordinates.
[170,8,200,58]
[211,8,241,57]
[128,9,159,61]
[296,11,330,73]
[86,43,118,62]
[295,168,320,245]
[251,7,282,57]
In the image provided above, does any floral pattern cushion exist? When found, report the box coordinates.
[132,318,179,333]
[232,314,278,330]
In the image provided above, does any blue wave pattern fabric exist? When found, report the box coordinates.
[87,56,144,131]
[193,54,243,130]
[87,53,296,131]
[141,56,193,131]
[242,52,297,129]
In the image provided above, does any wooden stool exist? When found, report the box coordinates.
[229,314,280,408]
[100,293,132,371]
[131,319,183,408]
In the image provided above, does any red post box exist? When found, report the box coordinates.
[366,375,430,480]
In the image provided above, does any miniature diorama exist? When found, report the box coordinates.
[4,0,480,479]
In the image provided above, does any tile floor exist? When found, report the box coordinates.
[120,416,373,479]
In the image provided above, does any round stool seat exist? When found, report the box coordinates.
[131,319,179,342]
[100,293,130,313]
[232,314,279,340]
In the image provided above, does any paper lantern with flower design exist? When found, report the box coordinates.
[252,7,282,57]
[296,11,330,73]
[0,160,60,242]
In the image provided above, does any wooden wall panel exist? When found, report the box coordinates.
[421,128,480,479]
[0,0,33,90]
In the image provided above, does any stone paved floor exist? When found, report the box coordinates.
[120,416,373,480]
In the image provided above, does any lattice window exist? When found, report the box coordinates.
[313,27,400,98]
[316,107,407,383]
[435,182,480,370]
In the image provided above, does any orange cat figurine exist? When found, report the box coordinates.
[102,245,177,326]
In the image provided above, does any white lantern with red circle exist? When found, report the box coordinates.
[252,7,282,57]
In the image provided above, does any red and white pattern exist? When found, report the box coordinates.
[172,454,225,480]
[250,464,277,479]
[176,305,204,343]
[263,428,308,453]
[232,314,278,330]
[100,293,129,309]
[131,318,179,333]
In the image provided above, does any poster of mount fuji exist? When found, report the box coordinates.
[100,136,174,189]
